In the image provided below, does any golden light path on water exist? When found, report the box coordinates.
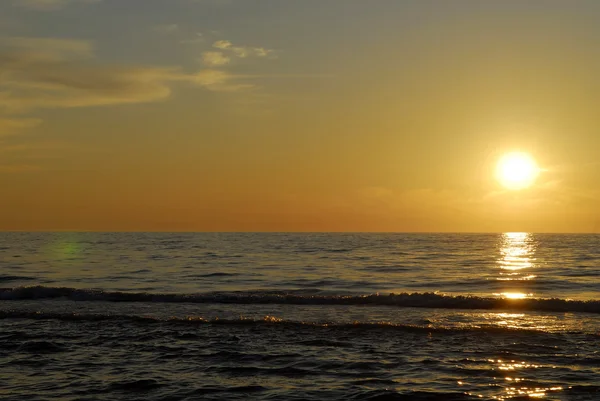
[470,233,567,399]
[495,232,537,300]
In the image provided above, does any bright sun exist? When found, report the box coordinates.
[496,152,539,190]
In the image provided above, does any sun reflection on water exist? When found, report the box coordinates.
[498,232,536,271]
[491,386,564,399]
[464,358,565,399]
[495,232,538,298]
[495,292,531,299]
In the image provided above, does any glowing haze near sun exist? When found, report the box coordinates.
[496,152,540,190]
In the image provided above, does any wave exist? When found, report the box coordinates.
[194,272,241,278]
[0,275,35,283]
[1,286,599,314]
[2,310,592,336]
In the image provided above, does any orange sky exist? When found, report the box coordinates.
[1,1,599,232]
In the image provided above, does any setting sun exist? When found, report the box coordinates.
[496,152,539,190]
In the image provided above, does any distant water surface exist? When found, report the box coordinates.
[1,233,599,400]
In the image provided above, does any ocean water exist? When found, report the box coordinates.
[1,232,599,400]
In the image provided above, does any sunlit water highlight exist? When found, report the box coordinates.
[1,233,599,400]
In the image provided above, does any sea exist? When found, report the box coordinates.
[0,232,599,400]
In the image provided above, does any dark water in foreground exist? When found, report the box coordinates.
[1,233,599,400]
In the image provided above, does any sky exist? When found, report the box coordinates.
[1,0,599,232]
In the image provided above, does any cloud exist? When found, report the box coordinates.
[213,40,233,50]
[201,51,230,67]
[13,0,101,11]
[212,40,274,59]
[1,63,177,112]
[0,36,252,114]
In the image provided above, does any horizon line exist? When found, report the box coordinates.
[1,230,598,235]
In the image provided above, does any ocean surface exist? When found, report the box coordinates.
[1,232,599,400]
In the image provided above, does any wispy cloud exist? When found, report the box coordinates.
[212,40,232,50]
[13,0,101,11]
[0,36,254,115]
[213,40,274,59]
[201,51,230,67]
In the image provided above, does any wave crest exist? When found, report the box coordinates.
[1,286,599,314]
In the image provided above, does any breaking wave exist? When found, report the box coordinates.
[1,286,599,314]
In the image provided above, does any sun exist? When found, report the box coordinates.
[496,152,539,190]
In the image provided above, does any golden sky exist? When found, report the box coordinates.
[1,0,599,232]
